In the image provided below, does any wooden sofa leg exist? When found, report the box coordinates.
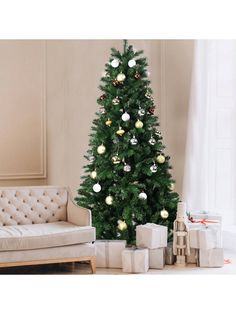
[90,257,96,274]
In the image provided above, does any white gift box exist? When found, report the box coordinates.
[122,248,149,273]
[189,212,222,223]
[188,222,222,249]
[95,240,126,268]
[199,248,224,268]
[186,248,199,264]
[165,242,176,265]
[136,223,168,249]
[149,248,165,269]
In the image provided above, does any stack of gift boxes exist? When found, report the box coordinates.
[95,223,173,273]
[187,212,224,267]
[94,211,224,273]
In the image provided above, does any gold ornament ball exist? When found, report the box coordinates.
[169,182,175,191]
[105,119,112,127]
[118,220,127,231]
[112,155,121,164]
[156,154,165,164]
[135,119,144,129]
[90,171,97,179]
[160,209,169,219]
[116,73,126,82]
[116,127,125,136]
[105,195,113,205]
[97,144,106,155]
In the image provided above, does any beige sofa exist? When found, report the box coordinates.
[0,186,96,273]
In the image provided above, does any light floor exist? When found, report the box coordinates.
[0,249,235,275]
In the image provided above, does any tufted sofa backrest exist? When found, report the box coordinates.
[0,186,68,227]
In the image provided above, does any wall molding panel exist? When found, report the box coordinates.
[0,41,47,180]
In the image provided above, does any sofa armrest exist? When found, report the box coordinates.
[67,192,91,226]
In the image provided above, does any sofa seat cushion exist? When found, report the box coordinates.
[0,221,96,251]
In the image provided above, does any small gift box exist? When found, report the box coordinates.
[149,248,165,269]
[199,248,224,268]
[122,248,149,273]
[188,221,222,249]
[165,242,176,265]
[95,240,126,268]
[186,248,199,264]
[136,223,167,249]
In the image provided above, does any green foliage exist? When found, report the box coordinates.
[75,40,179,244]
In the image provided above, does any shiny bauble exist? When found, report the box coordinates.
[123,164,131,172]
[97,144,106,155]
[149,137,156,145]
[169,182,175,191]
[128,59,136,68]
[117,220,127,231]
[112,155,121,164]
[145,91,152,99]
[112,97,120,105]
[116,73,126,82]
[90,170,97,179]
[99,107,106,114]
[99,94,106,101]
[135,119,143,129]
[105,195,113,205]
[112,79,119,87]
[138,108,145,116]
[134,72,141,79]
[105,119,112,126]
[156,154,165,164]
[121,112,130,122]
[130,135,138,145]
[93,183,101,193]
[150,164,157,173]
[138,192,147,200]
[149,106,155,114]
[160,209,169,219]
[116,127,125,136]
[111,59,120,68]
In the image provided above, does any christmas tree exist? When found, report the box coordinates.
[75,40,179,244]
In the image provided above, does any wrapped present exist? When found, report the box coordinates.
[189,212,222,223]
[199,248,224,268]
[136,223,167,249]
[165,242,176,265]
[186,248,199,264]
[189,225,222,250]
[122,248,149,273]
[149,247,165,269]
[95,240,126,268]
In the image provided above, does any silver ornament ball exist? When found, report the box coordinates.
[93,183,101,193]
[149,137,156,145]
[138,192,147,200]
[138,108,145,116]
[150,164,158,173]
[124,164,131,172]
[130,136,138,145]
[128,59,136,68]
[121,112,130,122]
[111,59,119,68]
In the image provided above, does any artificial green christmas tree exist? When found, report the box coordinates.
[75,40,179,244]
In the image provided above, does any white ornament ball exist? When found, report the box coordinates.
[150,164,157,173]
[105,195,113,205]
[123,164,131,172]
[156,154,165,164]
[128,59,136,68]
[149,137,156,145]
[116,73,126,82]
[160,209,169,219]
[122,112,130,122]
[111,59,119,68]
[97,144,106,155]
[90,171,97,179]
[130,136,138,145]
[93,183,101,193]
[138,192,147,200]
